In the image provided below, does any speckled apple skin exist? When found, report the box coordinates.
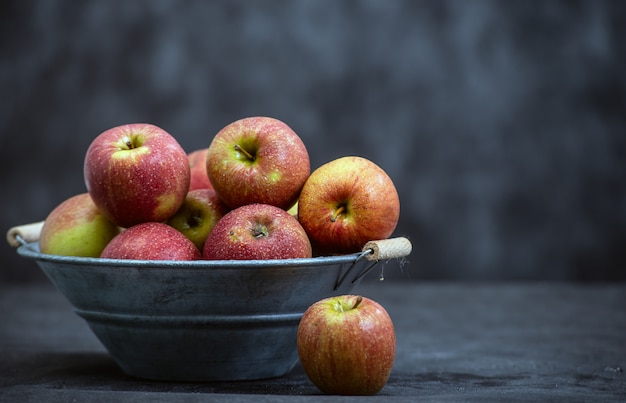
[297,156,400,255]
[39,193,120,257]
[187,148,214,191]
[166,188,230,250]
[297,295,396,396]
[84,123,190,228]
[205,116,310,210]
[203,203,312,260]
[101,222,201,260]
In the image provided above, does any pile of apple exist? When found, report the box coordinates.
[39,116,401,261]
[37,116,401,395]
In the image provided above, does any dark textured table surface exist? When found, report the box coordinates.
[1,281,625,402]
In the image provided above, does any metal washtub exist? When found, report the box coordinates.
[8,222,412,381]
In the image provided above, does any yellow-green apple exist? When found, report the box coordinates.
[297,156,400,255]
[205,116,310,210]
[202,203,312,260]
[297,295,396,395]
[84,123,190,228]
[39,193,120,257]
[101,222,201,260]
[166,188,230,250]
[187,148,213,191]
[287,200,299,218]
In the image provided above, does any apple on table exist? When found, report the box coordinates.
[202,203,312,260]
[84,123,190,228]
[101,222,201,260]
[206,116,310,210]
[297,156,400,255]
[166,188,230,251]
[39,193,120,257]
[297,295,396,396]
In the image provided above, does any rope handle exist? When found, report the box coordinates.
[6,221,44,248]
[362,237,412,261]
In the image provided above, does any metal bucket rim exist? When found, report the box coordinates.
[17,241,366,269]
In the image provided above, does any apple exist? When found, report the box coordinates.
[84,123,190,228]
[202,203,312,260]
[297,295,396,396]
[287,200,298,218]
[100,222,201,260]
[39,193,120,257]
[166,188,230,250]
[297,156,400,255]
[187,148,213,191]
[205,116,310,210]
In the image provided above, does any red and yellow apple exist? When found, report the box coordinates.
[100,222,201,260]
[297,156,400,255]
[297,295,396,395]
[166,188,230,250]
[202,203,312,260]
[187,148,213,191]
[205,116,310,210]
[83,123,190,228]
[39,193,120,257]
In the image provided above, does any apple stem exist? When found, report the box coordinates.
[252,223,269,238]
[120,136,135,150]
[330,205,346,222]
[234,144,255,161]
[352,296,363,310]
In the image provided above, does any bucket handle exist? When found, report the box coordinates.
[6,221,44,248]
[334,237,412,290]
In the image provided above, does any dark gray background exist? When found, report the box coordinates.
[2,0,625,283]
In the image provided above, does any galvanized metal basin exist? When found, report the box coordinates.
[16,241,388,381]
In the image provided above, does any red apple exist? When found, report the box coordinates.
[100,222,200,260]
[297,295,396,396]
[187,148,213,191]
[39,193,120,257]
[84,123,190,228]
[166,188,230,250]
[202,203,312,260]
[205,116,310,210]
[297,156,400,255]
